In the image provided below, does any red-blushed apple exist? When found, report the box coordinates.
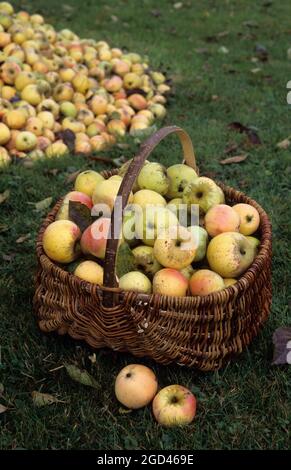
[115,364,158,409]
[152,385,197,427]
[153,268,188,297]
[189,269,224,296]
[80,217,111,259]
[207,232,255,278]
[74,260,103,285]
[43,220,81,263]
[232,203,260,236]
[204,204,240,237]
[56,191,93,220]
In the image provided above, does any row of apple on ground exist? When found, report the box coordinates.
[41,160,261,297]
[0,2,169,166]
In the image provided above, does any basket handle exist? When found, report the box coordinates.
[103,125,197,306]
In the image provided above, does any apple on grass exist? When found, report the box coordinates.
[56,191,93,220]
[119,271,152,294]
[43,220,81,263]
[207,232,255,278]
[232,203,260,236]
[152,385,196,427]
[153,268,188,297]
[115,364,158,409]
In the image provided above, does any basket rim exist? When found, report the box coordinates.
[35,173,272,307]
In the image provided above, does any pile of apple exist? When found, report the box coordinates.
[0,2,169,167]
[115,363,196,427]
[42,160,261,297]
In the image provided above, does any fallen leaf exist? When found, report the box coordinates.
[0,190,10,204]
[220,154,248,165]
[174,2,183,9]
[272,327,291,365]
[65,364,99,389]
[243,20,259,28]
[218,46,229,54]
[30,197,53,212]
[228,122,262,145]
[224,142,239,154]
[88,353,97,364]
[0,404,7,414]
[0,224,9,233]
[44,168,60,177]
[150,9,161,17]
[276,138,290,149]
[2,254,15,262]
[68,201,93,232]
[0,383,4,395]
[111,15,118,22]
[32,391,64,407]
[16,234,30,244]
[119,407,132,415]
[55,129,75,152]
[251,67,262,74]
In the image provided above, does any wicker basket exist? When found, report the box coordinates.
[34,126,272,371]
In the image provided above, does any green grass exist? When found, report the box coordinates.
[0,0,291,450]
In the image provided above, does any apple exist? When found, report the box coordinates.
[43,220,81,263]
[21,84,42,106]
[232,203,260,236]
[132,245,162,277]
[128,93,148,110]
[90,134,107,152]
[153,268,188,297]
[133,189,166,210]
[1,61,21,85]
[135,206,178,246]
[204,204,240,238]
[187,225,208,262]
[74,260,103,285]
[122,204,142,246]
[183,177,225,213]
[37,99,59,118]
[224,278,237,287]
[115,364,158,409]
[80,217,111,259]
[37,111,55,129]
[62,117,85,133]
[15,131,37,151]
[90,95,108,115]
[119,271,152,294]
[148,103,166,120]
[166,164,198,199]
[1,85,16,100]
[53,83,74,102]
[207,232,255,278]
[77,109,94,126]
[137,162,170,196]
[104,75,123,93]
[74,170,104,197]
[92,179,133,212]
[37,136,51,151]
[0,122,10,145]
[113,59,130,76]
[45,141,68,158]
[0,145,11,167]
[107,119,126,137]
[56,191,93,220]
[25,117,44,136]
[123,72,142,89]
[75,139,92,155]
[60,101,77,118]
[189,269,224,296]
[152,385,196,427]
[153,225,196,269]
[246,235,260,253]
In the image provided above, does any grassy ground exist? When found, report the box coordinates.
[0,0,291,450]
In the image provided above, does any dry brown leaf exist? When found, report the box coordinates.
[0,404,8,414]
[32,391,64,407]
[16,234,31,244]
[220,154,248,165]
[66,170,81,184]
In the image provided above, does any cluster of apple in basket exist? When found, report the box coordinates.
[0,2,169,167]
[42,160,261,297]
[115,363,197,427]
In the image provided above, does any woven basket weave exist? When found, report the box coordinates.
[34,126,272,371]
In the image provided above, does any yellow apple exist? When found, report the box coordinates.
[115,364,158,409]
[204,204,240,237]
[119,271,152,294]
[189,269,224,296]
[153,225,196,269]
[15,131,37,151]
[152,385,196,427]
[74,260,103,285]
[0,122,10,144]
[153,268,188,297]
[132,189,167,209]
[43,220,81,263]
[232,203,260,236]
